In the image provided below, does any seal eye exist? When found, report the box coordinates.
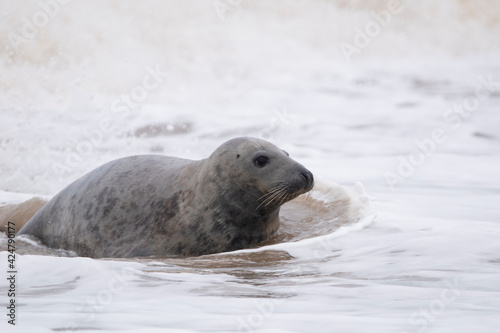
[254,156,269,167]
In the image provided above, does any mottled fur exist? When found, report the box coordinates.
[19,137,313,258]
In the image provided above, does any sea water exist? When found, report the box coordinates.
[1,1,500,332]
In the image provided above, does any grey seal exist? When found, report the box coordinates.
[19,137,314,258]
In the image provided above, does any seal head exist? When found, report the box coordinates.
[207,137,314,211]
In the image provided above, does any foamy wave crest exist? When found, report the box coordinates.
[229,179,376,258]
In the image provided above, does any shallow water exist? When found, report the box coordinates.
[1,1,500,332]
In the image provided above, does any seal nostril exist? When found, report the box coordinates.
[300,170,314,189]
[300,172,309,183]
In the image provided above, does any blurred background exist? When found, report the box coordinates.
[1,2,500,332]
[1,0,499,195]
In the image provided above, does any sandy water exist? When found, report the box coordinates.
[1,1,500,332]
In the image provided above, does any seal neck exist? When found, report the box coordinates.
[195,158,270,212]
[187,158,280,244]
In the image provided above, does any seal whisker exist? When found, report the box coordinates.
[257,182,287,202]
[266,189,285,207]
[268,186,290,207]
[256,193,274,210]
[305,192,312,200]
[258,185,284,199]
[279,192,291,206]
[257,189,281,203]
[255,199,270,211]
[274,191,286,207]
[256,185,289,210]
[258,190,283,208]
